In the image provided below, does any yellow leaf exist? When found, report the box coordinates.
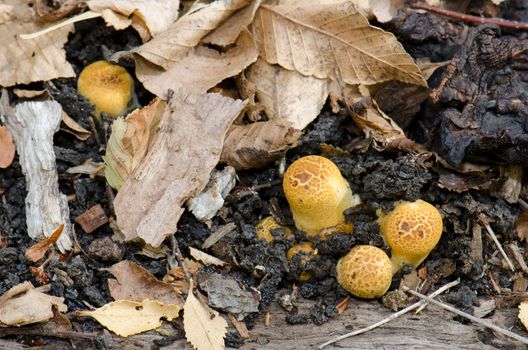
[184,284,227,350]
[251,0,426,87]
[76,300,180,337]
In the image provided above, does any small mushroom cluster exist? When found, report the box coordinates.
[275,155,444,299]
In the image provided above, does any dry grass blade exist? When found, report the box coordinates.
[251,0,426,87]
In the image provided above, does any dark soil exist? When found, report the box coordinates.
[2,3,528,349]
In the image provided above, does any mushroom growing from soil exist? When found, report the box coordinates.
[287,242,317,282]
[255,216,292,243]
[77,60,135,118]
[336,245,392,299]
[378,200,443,273]
[282,155,360,236]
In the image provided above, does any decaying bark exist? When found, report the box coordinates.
[0,93,72,252]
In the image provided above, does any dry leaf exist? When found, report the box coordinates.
[220,119,301,170]
[87,0,180,40]
[106,260,184,307]
[34,0,84,23]
[104,98,165,190]
[516,211,528,242]
[0,282,67,326]
[66,159,105,178]
[0,94,72,252]
[189,247,227,267]
[352,0,405,23]
[136,29,258,98]
[184,283,227,350]
[61,111,92,141]
[246,58,328,130]
[134,0,251,69]
[0,0,74,86]
[251,0,426,87]
[519,301,528,331]
[77,299,180,337]
[25,224,64,262]
[202,0,261,46]
[0,126,15,168]
[114,91,246,247]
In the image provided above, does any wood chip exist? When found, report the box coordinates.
[75,204,109,234]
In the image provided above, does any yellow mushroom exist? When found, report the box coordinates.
[282,155,360,237]
[77,60,135,118]
[336,245,392,299]
[287,242,317,282]
[378,200,443,273]
[255,216,292,243]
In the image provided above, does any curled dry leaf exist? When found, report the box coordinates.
[106,260,184,307]
[0,126,15,168]
[114,91,246,247]
[184,282,228,350]
[245,58,328,130]
[25,224,64,263]
[134,0,251,69]
[87,0,180,40]
[104,98,165,190]
[0,0,74,86]
[189,247,227,267]
[251,0,426,87]
[0,282,67,327]
[221,119,302,170]
[77,300,180,337]
[61,111,91,141]
[136,29,258,98]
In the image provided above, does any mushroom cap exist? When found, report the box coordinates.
[287,242,316,282]
[283,155,359,236]
[379,200,443,268]
[255,216,292,243]
[77,60,134,118]
[336,245,392,299]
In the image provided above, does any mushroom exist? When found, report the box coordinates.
[287,242,317,282]
[77,60,135,118]
[336,245,392,299]
[378,200,443,273]
[255,216,292,243]
[282,155,360,236]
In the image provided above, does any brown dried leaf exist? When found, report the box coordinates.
[61,111,91,141]
[104,98,165,190]
[87,0,180,40]
[251,0,426,87]
[106,260,184,307]
[0,282,67,326]
[220,119,302,170]
[184,283,228,350]
[114,91,246,247]
[134,0,251,69]
[136,29,258,98]
[0,126,15,168]
[77,300,180,337]
[189,247,227,267]
[0,0,74,86]
[516,211,528,242]
[245,58,328,130]
[24,224,64,263]
[35,0,84,23]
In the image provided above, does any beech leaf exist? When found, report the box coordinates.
[184,283,227,350]
[0,125,15,168]
[251,0,426,86]
[76,300,180,337]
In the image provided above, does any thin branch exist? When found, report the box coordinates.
[318,279,460,349]
[479,216,515,272]
[410,1,528,30]
[403,287,528,345]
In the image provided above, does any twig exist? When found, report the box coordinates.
[318,279,460,349]
[410,1,528,30]
[170,235,191,282]
[519,198,528,211]
[403,287,528,345]
[479,216,515,272]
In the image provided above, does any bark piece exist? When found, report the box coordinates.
[114,91,246,247]
[74,204,109,234]
[0,94,72,252]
